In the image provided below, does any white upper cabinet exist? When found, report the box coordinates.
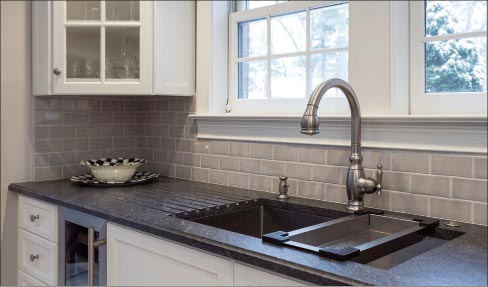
[32,1,195,96]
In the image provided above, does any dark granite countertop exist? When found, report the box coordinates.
[9,177,488,286]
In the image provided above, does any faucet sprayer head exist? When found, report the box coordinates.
[300,104,320,135]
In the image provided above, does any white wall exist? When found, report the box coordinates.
[1,1,34,284]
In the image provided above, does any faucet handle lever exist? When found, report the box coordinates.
[376,164,383,195]
[278,176,290,199]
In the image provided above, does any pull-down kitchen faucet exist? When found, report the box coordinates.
[301,78,382,212]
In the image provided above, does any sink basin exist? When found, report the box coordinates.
[190,205,332,238]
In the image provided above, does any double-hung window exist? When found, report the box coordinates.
[410,1,487,114]
[229,1,349,115]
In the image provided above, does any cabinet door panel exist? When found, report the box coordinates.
[233,263,308,286]
[107,224,232,286]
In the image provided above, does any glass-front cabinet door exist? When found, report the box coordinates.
[52,1,152,94]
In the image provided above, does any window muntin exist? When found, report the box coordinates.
[424,1,487,94]
[233,2,349,103]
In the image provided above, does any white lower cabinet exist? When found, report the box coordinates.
[17,270,48,287]
[107,224,308,286]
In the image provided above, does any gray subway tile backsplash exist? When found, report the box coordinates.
[34,96,487,225]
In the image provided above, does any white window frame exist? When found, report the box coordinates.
[410,1,487,115]
[228,0,350,115]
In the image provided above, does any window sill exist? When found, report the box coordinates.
[190,114,487,154]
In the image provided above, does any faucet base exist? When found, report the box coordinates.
[347,200,364,212]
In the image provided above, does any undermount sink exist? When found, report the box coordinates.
[190,205,333,238]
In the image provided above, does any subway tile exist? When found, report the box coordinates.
[49,152,77,166]
[250,143,273,159]
[62,165,88,178]
[169,100,187,111]
[298,181,325,200]
[325,184,347,203]
[88,138,112,150]
[261,160,285,177]
[113,112,136,124]
[154,150,168,163]
[167,152,183,165]
[155,100,168,111]
[154,125,169,137]
[124,100,142,112]
[312,165,343,184]
[474,157,487,179]
[228,172,250,189]
[381,171,410,193]
[391,152,429,173]
[326,148,349,167]
[193,140,210,154]
[169,125,185,138]
[411,174,450,197]
[76,125,100,138]
[390,192,429,216]
[145,161,161,173]
[230,142,250,158]
[473,203,487,225]
[136,112,147,124]
[201,155,220,169]
[63,112,89,125]
[135,137,146,148]
[160,164,175,177]
[76,99,101,111]
[89,112,113,124]
[76,151,101,162]
[124,124,140,136]
[175,165,192,179]
[431,155,472,178]
[35,154,49,167]
[146,137,161,149]
[100,125,125,137]
[35,127,50,139]
[113,137,134,149]
[36,98,75,111]
[240,158,261,174]
[161,112,177,125]
[192,168,209,182]
[285,162,312,181]
[147,112,161,124]
[210,141,230,156]
[249,175,272,192]
[209,169,228,185]
[298,147,326,165]
[362,150,391,170]
[101,100,124,111]
[161,138,176,150]
[104,149,125,158]
[184,125,198,139]
[140,125,154,136]
[452,178,487,202]
[176,139,192,152]
[142,149,155,161]
[35,139,63,153]
[273,145,298,162]
[35,167,62,181]
[364,190,390,210]
[430,197,471,223]
[176,113,192,125]
[35,111,63,125]
[183,153,200,167]
[220,157,240,171]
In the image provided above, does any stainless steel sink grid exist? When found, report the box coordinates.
[263,213,440,264]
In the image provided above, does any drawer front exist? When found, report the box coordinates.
[19,230,57,286]
[19,196,58,242]
[18,270,48,286]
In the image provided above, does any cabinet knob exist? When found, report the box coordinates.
[30,214,40,222]
[53,68,61,75]
[29,254,39,262]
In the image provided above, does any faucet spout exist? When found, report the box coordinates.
[300,79,382,212]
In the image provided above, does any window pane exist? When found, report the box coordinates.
[66,27,100,79]
[105,27,140,79]
[271,56,306,98]
[247,1,286,10]
[311,52,348,97]
[310,3,349,50]
[106,1,140,21]
[238,19,267,58]
[271,11,306,55]
[67,1,100,21]
[426,1,487,36]
[238,61,267,99]
[425,37,486,93]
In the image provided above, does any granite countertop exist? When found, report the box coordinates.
[9,177,488,286]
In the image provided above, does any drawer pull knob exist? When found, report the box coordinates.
[30,214,40,222]
[29,254,39,262]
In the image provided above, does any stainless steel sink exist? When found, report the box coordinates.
[190,205,333,238]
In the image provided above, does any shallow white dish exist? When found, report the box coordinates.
[81,158,145,183]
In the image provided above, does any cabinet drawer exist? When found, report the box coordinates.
[19,229,57,286]
[19,196,58,242]
[18,270,48,286]
[233,263,308,286]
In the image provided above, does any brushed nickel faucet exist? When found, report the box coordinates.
[301,78,383,212]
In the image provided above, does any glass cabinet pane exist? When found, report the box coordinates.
[67,1,101,21]
[66,27,101,79]
[105,27,140,79]
[106,1,140,21]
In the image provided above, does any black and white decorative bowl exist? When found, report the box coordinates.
[81,158,145,183]
[71,171,159,187]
